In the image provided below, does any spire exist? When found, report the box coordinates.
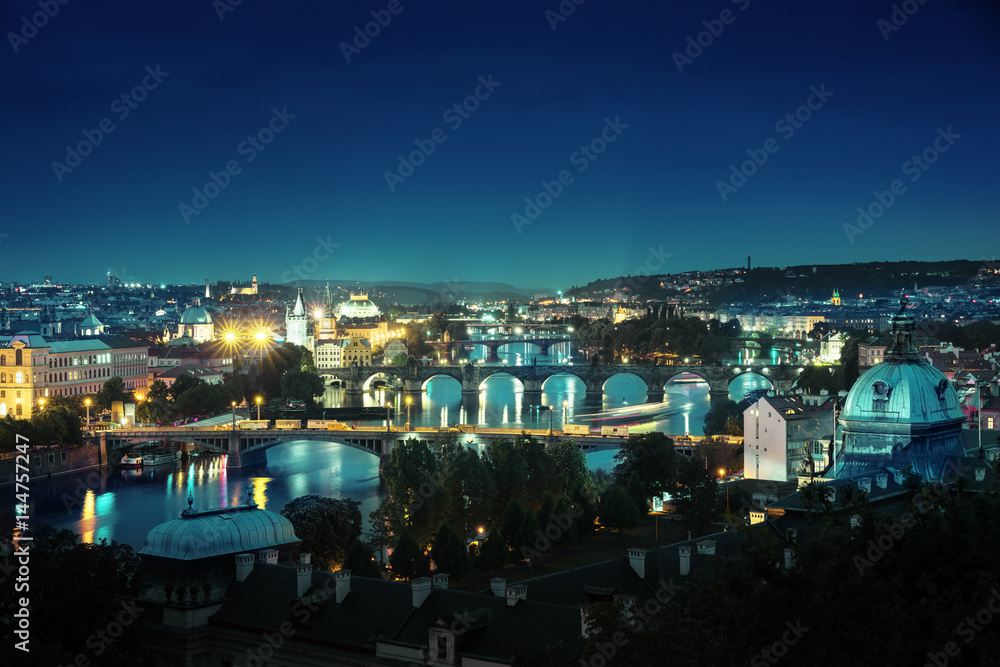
[293,288,306,317]
[204,279,211,299]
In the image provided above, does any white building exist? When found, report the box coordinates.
[315,340,344,370]
[384,339,407,361]
[819,332,849,364]
[743,394,836,481]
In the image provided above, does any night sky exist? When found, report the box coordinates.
[1,1,997,288]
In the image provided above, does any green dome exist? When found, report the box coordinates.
[180,306,213,325]
[840,360,964,426]
[140,505,298,561]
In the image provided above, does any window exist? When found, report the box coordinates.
[47,453,54,463]
[0,403,5,416]
[14,372,21,384]
[15,349,22,366]
[61,452,67,462]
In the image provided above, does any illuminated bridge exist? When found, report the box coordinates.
[97,426,627,469]
[321,362,804,402]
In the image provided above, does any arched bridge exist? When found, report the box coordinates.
[428,337,586,363]
[324,362,804,401]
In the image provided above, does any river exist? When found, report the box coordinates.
[7,346,769,550]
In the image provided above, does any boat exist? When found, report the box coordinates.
[142,448,181,466]
[119,452,143,469]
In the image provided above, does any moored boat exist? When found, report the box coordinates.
[142,448,181,466]
[119,453,143,469]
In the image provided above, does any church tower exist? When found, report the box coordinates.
[285,289,309,348]
[831,289,841,306]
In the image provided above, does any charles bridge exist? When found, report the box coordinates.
[321,362,803,403]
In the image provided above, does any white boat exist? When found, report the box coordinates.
[119,453,143,469]
[142,448,181,466]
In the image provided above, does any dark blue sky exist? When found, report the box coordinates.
[1,1,997,288]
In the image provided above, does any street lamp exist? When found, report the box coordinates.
[231,401,237,430]
[256,396,262,421]
[562,399,568,425]
[719,468,729,513]
[405,396,412,431]
[85,398,91,431]
[386,401,392,430]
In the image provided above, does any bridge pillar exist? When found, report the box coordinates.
[708,389,731,404]
[539,342,551,356]
[646,389,665,403]
[226,432,243,468]
[486,344,501,364]
[521,389,542,406]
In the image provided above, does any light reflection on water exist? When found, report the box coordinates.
[9,361,769,549]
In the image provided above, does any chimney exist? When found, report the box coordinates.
[783,547,795,570]
[297,554,312,597]
[335,568,351,604]
[235,553,254,583]
[412,577,431,608]
[875,473,888,489]
[505,585,527,607]
[627,548,646,579]
[785,528,797,543]
[696,540,716,556]
[976,468,986,482]
[850,514,861,528]
[432,573,449,590]
[888,466,904,485]
[679,546,692,577]
[490,577,506,597]
[858,478,871,494]
[259,549,278,564]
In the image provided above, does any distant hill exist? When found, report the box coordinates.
[282,279,554,307]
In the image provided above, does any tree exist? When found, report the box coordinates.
[389,526,429,580]
[343,540,382,578]
[613,432,678,500]
[280,369,325,405]
[548,439,592,498]
[673,458,719,537]
[477,526,508,573]
[0,525,142,666]
[599,486,639,534]
[626,471,648,515]
[502,499,526,550]
[29,406,82,446]
[703,399,742,437]
[389,352,414,366]
[94,376,128,412]
[431,521,473,579]
[280,495,363,570]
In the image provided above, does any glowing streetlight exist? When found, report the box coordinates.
[231,401,237,430]
[562,399,568,424]
[256,396,262,420]
[718,468,729,513]
[85,398,91,430]
[405,396,412,431]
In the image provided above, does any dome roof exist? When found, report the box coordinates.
[139,505,298,561]
[840,360,965,426]
[81,313,103,327]
[338,294,379,319]
[180,305,213,325]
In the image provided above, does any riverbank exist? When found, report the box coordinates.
[0,443,104,486]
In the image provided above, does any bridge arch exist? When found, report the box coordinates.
[660,368,714,390]
[727,368,774,398]
[362,370,404,390]
[420,372,463,391]
[541,371,586,391]
[477,371,525,392]
[601,372,650,398]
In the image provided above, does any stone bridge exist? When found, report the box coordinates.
[322,363,803,402]
[427,337,586,363]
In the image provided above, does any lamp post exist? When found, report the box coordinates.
[85,398,91,432]
[405,396,412,431]
[231,401,237,431]
[562,399,568,425]
[386,401,392,431]
[256,396,262,421]
[718,468,729,513]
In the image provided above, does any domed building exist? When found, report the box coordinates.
[833,296,966,481]
[338,293,380,320]
[176,304,214,343]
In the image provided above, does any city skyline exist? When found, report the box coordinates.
[1,1,998,286]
